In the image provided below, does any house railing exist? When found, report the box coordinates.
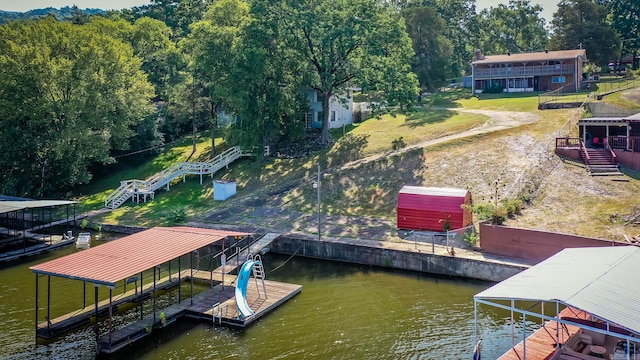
[474,64,575,78]
[603,138,617,164]
[580,140,590,166]
[608,136,640,152]
[555,137,581,149]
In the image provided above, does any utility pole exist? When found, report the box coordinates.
[313,164,321,241]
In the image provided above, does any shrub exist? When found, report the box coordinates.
[484,84,504,94]
[391,136,406,150]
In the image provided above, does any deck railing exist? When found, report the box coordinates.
[474,64,575,78]
[603,138,617,164]
[555,137,581,149]
[607,136,640,151]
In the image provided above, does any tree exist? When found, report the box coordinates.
[402,6,453,93]
[601,0,640,69]
[0,18,154,196]
[477,0,548,55]
[549,0,620,66]
[183,0,251,157]
[222,2,308,156]
[256,0,418,144]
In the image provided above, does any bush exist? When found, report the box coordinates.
[391,136,406,150]
[484,84,504,94]
[163,206,187,224]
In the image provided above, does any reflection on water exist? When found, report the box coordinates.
[0,240,535,360]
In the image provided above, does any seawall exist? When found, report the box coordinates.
[271,235,527,282]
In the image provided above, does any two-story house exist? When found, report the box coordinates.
[219,88,356,130]
[471,49,587,94]
[301,88,356,129]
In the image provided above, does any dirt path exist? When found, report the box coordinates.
[336,109,541,172]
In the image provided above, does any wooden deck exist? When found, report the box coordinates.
[98,277,301,354]
[498,308,589,360]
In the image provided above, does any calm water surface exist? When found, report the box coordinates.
[0,238,537,360]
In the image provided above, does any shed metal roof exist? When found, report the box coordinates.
[475,246,640,334]
[399,186,469,198]
[0,200,77,214]
[30,227,249,287]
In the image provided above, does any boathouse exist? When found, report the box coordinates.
[397,186,472,232]
[474,246,640,360]
[29,227,301,354]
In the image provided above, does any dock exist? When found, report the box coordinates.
[497,308,586,360]
[98,276,301,354]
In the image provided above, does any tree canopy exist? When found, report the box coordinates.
[549,0,620,66]
[0,18,154,196]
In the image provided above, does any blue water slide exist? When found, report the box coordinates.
[235,260,258,318]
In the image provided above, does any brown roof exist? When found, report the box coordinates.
[472,49,587,65]
[30,227,249,287]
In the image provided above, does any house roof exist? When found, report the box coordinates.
[30,226,249,287]
[577,117,627,126]
[472,49,587,65]
[0,200,77,214]
[624,112,640,122]
[475,246,640,335]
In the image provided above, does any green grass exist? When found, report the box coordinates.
[76,135,224,214]
[345,109,487,155]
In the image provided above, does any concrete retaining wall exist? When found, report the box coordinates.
[271,236,527,282]
[587,102,638,117]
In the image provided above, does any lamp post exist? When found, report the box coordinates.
[313,164,321,240]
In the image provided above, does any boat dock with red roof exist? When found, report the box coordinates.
[29,227,301,354]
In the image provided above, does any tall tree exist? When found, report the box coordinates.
[0,18,154,196]
[602,0,640,69]
[256,0,418,144]
[549,0,620,66]
[402,6,453,93]
[477,0,548,55]
[184,0,251,157]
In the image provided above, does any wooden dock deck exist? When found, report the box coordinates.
[497,308,587,360]
[98,278,301,354]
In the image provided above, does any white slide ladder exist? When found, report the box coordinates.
[251,254,267,299]
[105,146,249,209]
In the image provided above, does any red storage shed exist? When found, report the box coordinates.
[397,186,472,231]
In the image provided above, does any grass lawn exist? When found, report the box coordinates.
[345,108,487,155]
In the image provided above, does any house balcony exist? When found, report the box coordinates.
[474,64,575,79]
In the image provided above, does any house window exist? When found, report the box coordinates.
[331,111,336,122]
[305,113,313,128]
[552,76,566,83]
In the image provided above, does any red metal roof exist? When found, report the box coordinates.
[29,227,248,287]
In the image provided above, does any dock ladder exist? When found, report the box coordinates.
[212,302,229,325]
[252,254,267,299]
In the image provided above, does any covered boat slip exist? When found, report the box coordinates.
[29,227,251,348]
[474,247,640,360]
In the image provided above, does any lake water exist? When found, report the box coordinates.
[0,237,537,360]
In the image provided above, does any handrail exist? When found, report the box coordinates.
[603,138,617,164]
[580,140,590,166]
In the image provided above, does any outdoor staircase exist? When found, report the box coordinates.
[580,147,624,177]
[105,146,250,209]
